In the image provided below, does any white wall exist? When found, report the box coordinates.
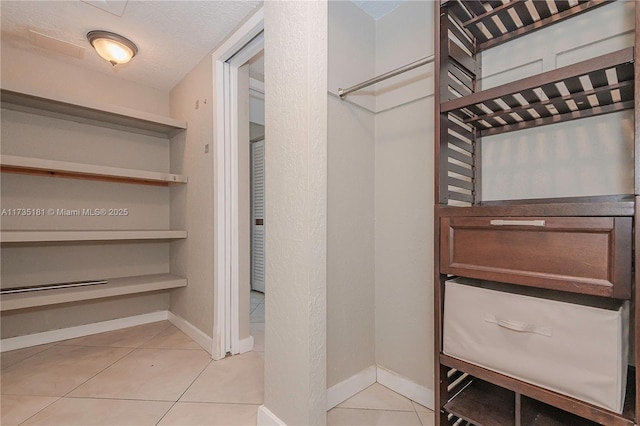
[262,1,328,424]
[327,0,376,390]
[326,0,435,402]
[169,53,215,339]
[374,0,435,395]
[480,0,635,201]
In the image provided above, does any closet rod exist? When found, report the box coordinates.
[338,54,434,99]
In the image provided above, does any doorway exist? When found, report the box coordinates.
[212,9,264,360]
[249,58,266,354]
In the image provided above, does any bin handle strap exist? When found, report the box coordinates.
[485,314,552,337]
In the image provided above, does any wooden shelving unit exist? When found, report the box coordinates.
[434,1,638,425]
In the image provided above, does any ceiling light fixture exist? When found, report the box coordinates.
[87,30,137,66]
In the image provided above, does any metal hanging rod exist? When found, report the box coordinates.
[338,54,435,99]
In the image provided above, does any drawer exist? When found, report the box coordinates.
[440,216,632,298]
[443,278,629,413]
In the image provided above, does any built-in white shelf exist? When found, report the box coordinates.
[0,273,187,311]
[1,86,187,138]
[0,155,187,185]
[1,230,187,243]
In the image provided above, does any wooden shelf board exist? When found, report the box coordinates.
[0,273,186,311]
[0,155,187,185]
[444,378,515,426]
[441,48,634,136]
[522,396,607,426]
[438,195,635,217]
[441,354,636,426]
[1,87,187,138]
[449,0,613,52]
[0,230,187,243]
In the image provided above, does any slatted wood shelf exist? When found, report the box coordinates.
[441,48,635,137]
[448,0,613,52]
[0,273,187,311]
[0,230,187,243]
[1,87,187,138]
[0,155,187,186]
[441,354,637,426]
[445,378,516,426]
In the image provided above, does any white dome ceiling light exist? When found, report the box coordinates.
[87,30,137,66]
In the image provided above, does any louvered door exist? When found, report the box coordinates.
[251,139,265,292]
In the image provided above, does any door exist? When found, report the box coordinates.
[251,139,265,292]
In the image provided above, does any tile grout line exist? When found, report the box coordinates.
[9,344,136,426]
[50,322,173,405]
[154,357,214,426]
[18,395,64,426]
[5,321,269,425]
[1,343,59,372]
[60,345,137,398]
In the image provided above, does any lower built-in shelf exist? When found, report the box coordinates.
[442,354,636,426]
[0,230,187,243]
[445,377,602,426]
[444,378,515,426]
[0,273,187,311]
[0,155,187,186]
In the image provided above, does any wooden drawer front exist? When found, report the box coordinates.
[440,216,632,298]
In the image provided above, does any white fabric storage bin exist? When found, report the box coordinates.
[443,278,629,413]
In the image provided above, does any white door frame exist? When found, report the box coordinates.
[211,8,264,360]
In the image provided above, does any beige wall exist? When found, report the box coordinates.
[169,53,215,339]
[1,293,169,338]
[374,1,435,393]
[327,0,376,389]
[374,98,434,389]
[327,1,376,112]
[326,0,435,398]
[1,41,169,116]
[480,0,635,201]
[1,40,174,337]
[263,1,328,424]
[327,94,376,388]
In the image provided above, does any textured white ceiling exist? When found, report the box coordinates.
[0,0,261,91]
[352,0,405,20]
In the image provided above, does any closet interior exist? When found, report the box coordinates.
[0,87,187,325]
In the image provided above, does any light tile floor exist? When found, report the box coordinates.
[1,292,434,425]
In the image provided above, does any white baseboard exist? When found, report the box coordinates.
[237,335,254,354]
[167,311,213,355]
[326,365,377,410]
[376,365,434,410]
[257,405,287,426]
[0,311,169,352]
